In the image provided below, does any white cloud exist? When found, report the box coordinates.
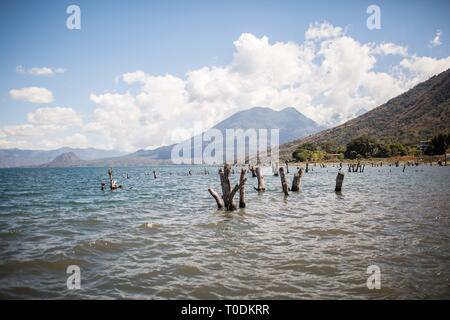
[305,21,343,41]
[16,65,65,76]
[122,70,147,84]
[0,107,83,149]
[3,22,450,151]
[429,30,442,48]
[399,55,450,85]
[9,87,54,104]
[27,107,82,126]
[373,42,408,56]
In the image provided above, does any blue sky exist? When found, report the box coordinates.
[0,0,449,151]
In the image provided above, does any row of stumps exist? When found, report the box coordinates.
[208,164,345,211]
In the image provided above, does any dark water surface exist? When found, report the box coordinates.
[0,165,449,299]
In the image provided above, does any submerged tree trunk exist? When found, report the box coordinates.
[279,167,289,196]
[108,168,117,190]
[254,166,266,191]
[250,166,257,177]
[239,168,246,208]
[291,168,304,192]
[335,171,344,192]
[209,164,247,211]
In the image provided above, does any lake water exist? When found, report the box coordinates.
[0,165,449,299]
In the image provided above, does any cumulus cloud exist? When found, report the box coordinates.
[373,42,408,56]
[305,21,343,41]
[429,30,442,48]
[0,107,83,149]
[16,65,65,76]
[27,107,82,126]
[3,22,450,151]
[9,87,54,104]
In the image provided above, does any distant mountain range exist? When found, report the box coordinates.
[280,68,450,160]
[0,147,126,168]
[0,107,322,167]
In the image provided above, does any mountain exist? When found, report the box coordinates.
[129,106,323,160]
[42,152,82,168]
[214,107,322,143]
[0,147,126,168]
[280,68,450,160]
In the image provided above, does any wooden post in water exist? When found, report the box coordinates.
[254,166,266,191]
[273,161,279,176]
[305,162,309,173]
[403,164,406,172]
[153,170,157,179]
[279,167,289,196]
[250,166,257,177]
[108,168,114,190]
[291,168,304,192]
[108,167,117,190]
[239,168,246,208]
[285,160,289,174]
[335,171,344,192]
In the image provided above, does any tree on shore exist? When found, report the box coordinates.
[344,136,409,159]
[425,133,449,155]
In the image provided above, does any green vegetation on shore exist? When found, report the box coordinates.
[292,133,449,162]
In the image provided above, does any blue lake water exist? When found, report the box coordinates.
[0,165,449,299]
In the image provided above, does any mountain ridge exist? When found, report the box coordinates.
[0,147,126,168]
[42,152,81,168]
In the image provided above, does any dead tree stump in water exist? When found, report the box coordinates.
[108,168,116,190]
[279,167,290,196]
[291,168,304,192]
[273,161,279,176]
[254,166,266,191]
[335,171,344,192]
[250,166,257,177]
[239,168,246,208]
[208,164,247,211]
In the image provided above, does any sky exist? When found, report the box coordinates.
[0,0,449,152]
